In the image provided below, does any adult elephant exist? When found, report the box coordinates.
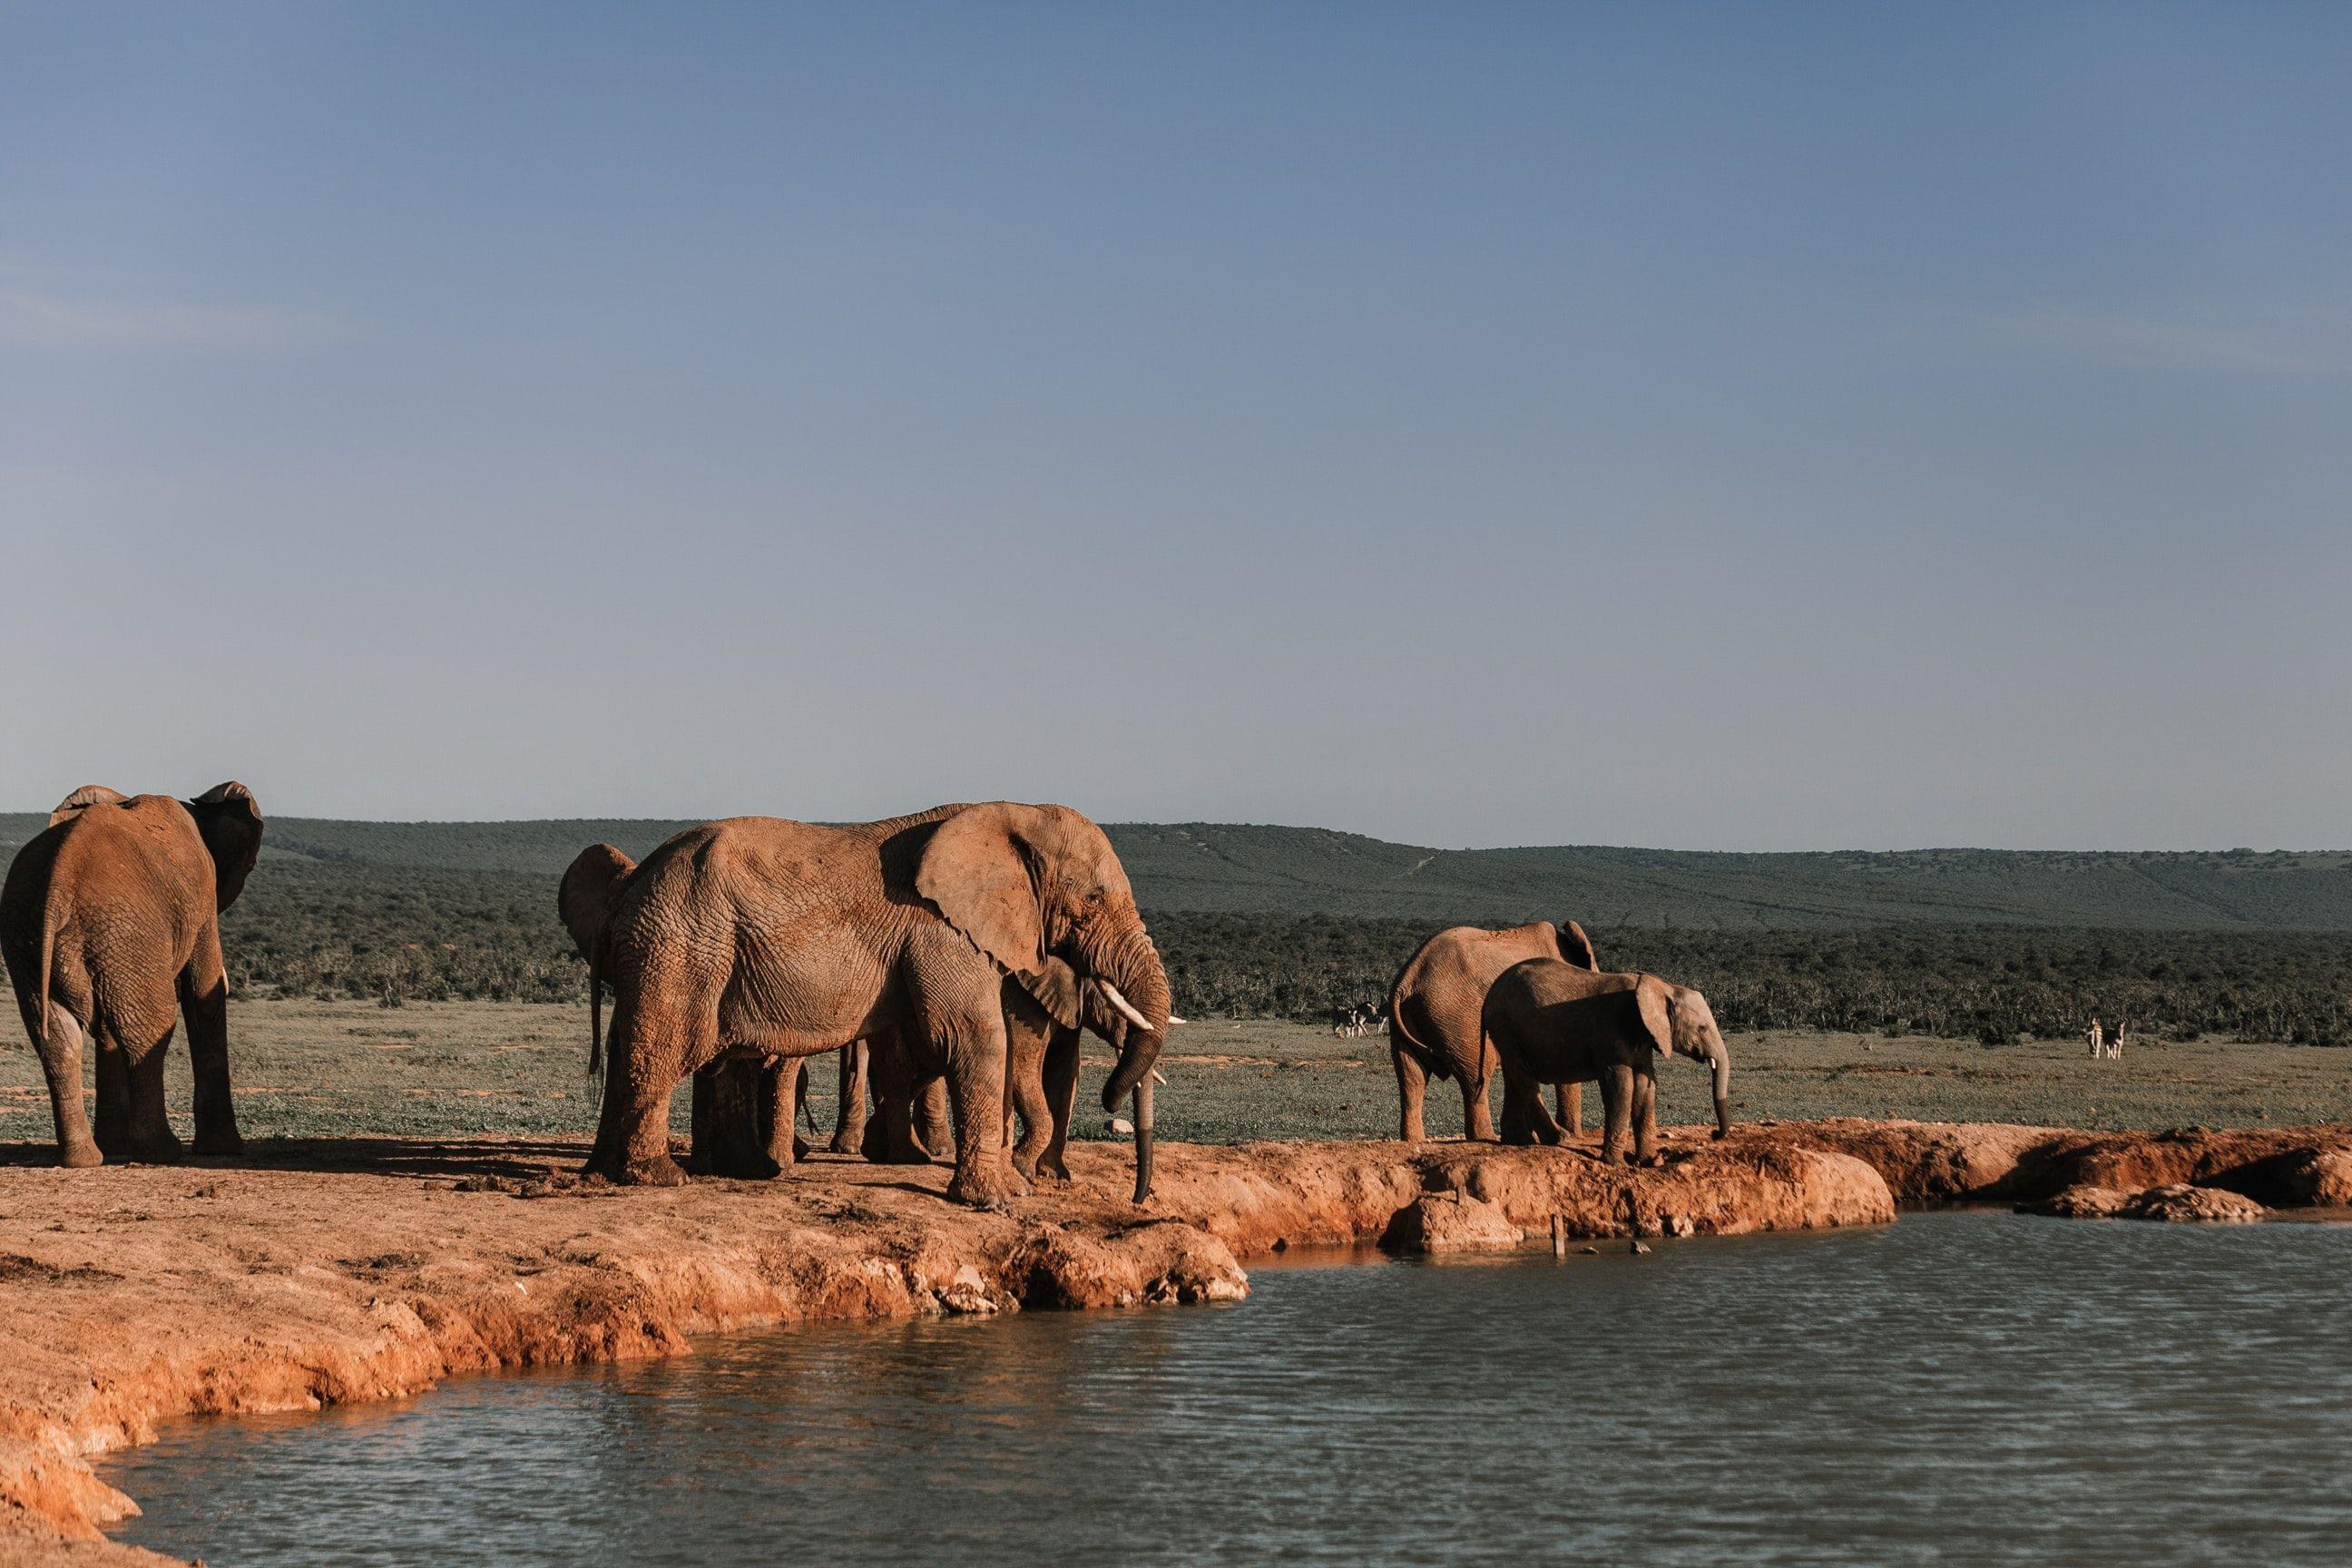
[561,842,809,1179]
[1386,919,1600,1143]
[1481,957,1733,1165]
[585,802,1172,1206]
[1,783,264,1167]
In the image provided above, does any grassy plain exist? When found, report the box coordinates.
[4,987,2347,1152]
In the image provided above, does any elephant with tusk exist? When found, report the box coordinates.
[578,802,1173,1208]
[1,782,265,1167]
[1480,957,1734,1166]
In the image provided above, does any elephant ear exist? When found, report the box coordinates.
[558,844,637,960]
[185,782,265,909]
[1631,975,1675,1058]
[50,784,128,827]
[915,802,1047,980]
[1556,918,1600,971]
[1019,956,1084,1031]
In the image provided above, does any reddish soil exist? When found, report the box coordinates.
[3,1119,2347,1565]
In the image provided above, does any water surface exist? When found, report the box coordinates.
[104,1213,2352,1565]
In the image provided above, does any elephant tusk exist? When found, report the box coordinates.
[1097,980,1154,1032]
[1167,1014,1187,1025]
[1151,1067,1169,1086]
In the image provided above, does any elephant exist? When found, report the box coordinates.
[0,782,264,1167]
[1480,956,1733,1165]
[583,801,1172,1207]
[1386,919,1601,1143]
[867,958,1170,1184]
[561,841,810,1179]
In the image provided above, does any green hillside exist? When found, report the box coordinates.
[5,813,2350,928]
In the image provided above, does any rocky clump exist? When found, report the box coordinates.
[2117,1184,2269,1223]
[1378,1191,1522,1254]
[2021,1181,2271,1223]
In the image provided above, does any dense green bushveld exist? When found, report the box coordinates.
[1156,915,2352,1047]
[201,864,2352,1045]
[11,814,2351,926]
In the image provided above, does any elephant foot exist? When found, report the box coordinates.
[946,1161,1030,1210]
[827,1132,863,1156]
[793,1134,811,1163]
[612,1153,690,1187]
[715,1151,783,1181]
[1711,1127,1730,1142]
[192,1131,245,1157]
[125,1132,186,1165]
[56,1140,103,1170]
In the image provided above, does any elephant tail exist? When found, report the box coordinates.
[1386,977,1439,1076]
[584,946,605,1078]
[26,887,61,1054]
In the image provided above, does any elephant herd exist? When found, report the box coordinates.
[2,783,1734,1202]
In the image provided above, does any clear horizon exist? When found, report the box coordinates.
[6,5,2346,852]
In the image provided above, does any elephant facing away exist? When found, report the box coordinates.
[586,802,1172,1207]
[0,783,264,1167]
[1386,919,1600,1143]
[561,842,809,1180]
[1481,957,1733,1165]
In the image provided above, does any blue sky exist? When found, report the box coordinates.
[4,4,2347,848]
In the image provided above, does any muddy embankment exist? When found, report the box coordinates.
[4,1119,2350,1564]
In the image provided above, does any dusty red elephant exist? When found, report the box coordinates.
[1483,957,1734,1165]
[1386,919,1601,1142]
[1,783,265,1167]
[578,801,1172,1207]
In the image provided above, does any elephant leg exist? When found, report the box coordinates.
[587,995,692,1187]
[759,1057,803,1172]
[180,926,243,1156]
[781,1059,811,1165]
[686,1066,719,1175]
[829,1039,870,1155]
[1498,1058,1566,1147]
[1632,1072,1661,1166]
[1599,1063,1635,1166]
[122,1029,183,1163]
[935,1012,1025,1210]
[1006,1030,1054,1181]
[1555,1082,1583,1138]
[31,1004,102,1169]
[1391,1044,1430,1143]
[703,1056,781,1180]
[916,1077,955,1162]
[91,1022,132,1158]
[1461,1064,1496,1143]
[1039,1033,1081,1181]
[862,1037,933,1165]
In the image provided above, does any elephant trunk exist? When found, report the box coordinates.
[1094,922,1172,1112]
[1710,1048,1732,1139]
[1131,1076,1155,1203]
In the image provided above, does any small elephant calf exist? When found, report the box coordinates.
[1481,958,1733,1166]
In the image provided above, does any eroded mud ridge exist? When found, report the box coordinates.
[3,1122,2348,1564]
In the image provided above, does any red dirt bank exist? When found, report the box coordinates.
[3,1120,2347,1565]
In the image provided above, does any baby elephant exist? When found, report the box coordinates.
[1482,958,1732,1166]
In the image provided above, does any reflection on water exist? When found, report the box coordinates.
[103,1214,2352,1566]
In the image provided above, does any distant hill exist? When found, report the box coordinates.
[6,812,2349,929]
